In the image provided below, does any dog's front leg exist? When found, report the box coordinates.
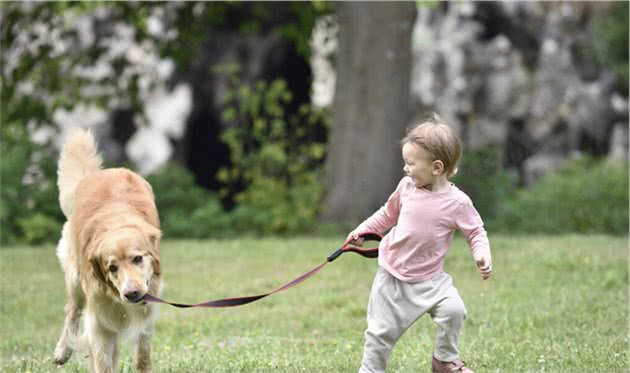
[87,320,118,373]
[136,332,153,373]
[54,294,84,364]
[55,273,85,365]
[54,228,85,366]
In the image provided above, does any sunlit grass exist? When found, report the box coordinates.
[1,235,627,372]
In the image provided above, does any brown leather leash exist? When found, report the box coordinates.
[141,232,382,308]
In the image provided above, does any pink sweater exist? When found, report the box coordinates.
[355,176,491,282]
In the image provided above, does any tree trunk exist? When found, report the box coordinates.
[322,2,416,223]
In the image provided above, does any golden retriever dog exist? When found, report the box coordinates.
[53,129,162,373]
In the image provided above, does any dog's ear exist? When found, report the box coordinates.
[90,255,107,284]
[144,225,161,276]
[147,228,161,248]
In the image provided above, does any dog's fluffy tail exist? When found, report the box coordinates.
[57,129,102,218]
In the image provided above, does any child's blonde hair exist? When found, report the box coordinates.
[401,113,462,178]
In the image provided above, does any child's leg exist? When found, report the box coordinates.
[359,268,433,373]
[428,273,467,362]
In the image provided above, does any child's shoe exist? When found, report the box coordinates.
[431,356,474,373]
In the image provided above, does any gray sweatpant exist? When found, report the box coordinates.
[359,267,467,373]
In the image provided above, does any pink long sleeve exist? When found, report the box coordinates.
[453,200,491,262]
[355,181,402,235]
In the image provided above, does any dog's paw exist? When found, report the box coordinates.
[53,343,72,365]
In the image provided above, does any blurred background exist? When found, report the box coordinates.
[1,1,628,246]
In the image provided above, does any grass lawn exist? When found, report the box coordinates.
[1,234,628,372]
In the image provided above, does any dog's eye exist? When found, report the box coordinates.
[132,255,143,264]
[109,264,118,273]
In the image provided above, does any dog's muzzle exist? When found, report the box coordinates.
[124,291,143,303]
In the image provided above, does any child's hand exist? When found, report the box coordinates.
[346,231,365,246]
[476,257,492,280]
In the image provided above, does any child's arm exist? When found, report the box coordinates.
[454,200,492,280]
[347,179,404,244]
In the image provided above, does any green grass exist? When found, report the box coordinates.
[1,235,628,372]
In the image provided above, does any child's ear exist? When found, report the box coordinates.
[432,160,445,176]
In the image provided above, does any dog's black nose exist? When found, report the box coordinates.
[124,291,141,302]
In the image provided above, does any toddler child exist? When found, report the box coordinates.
[348,114,492,373]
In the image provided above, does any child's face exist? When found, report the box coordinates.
[402,143,443,188]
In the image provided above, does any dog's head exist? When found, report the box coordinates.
[90,223,161,304]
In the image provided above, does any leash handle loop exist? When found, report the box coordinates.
[328,231,382,262]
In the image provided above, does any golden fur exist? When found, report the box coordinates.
[54,129,162,373]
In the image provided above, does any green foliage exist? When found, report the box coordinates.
[492,158,629,235]
[451,147,518,224]
[218,77,329,234]
[145,163,232,239]
[0,125,63,246]
[16,213,60,246]
[147,73,331,237]
[592,2,629,94]
[229,172,324,234]
[161,2,333,66]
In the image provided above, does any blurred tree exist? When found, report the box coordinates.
[322,2,416,223]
